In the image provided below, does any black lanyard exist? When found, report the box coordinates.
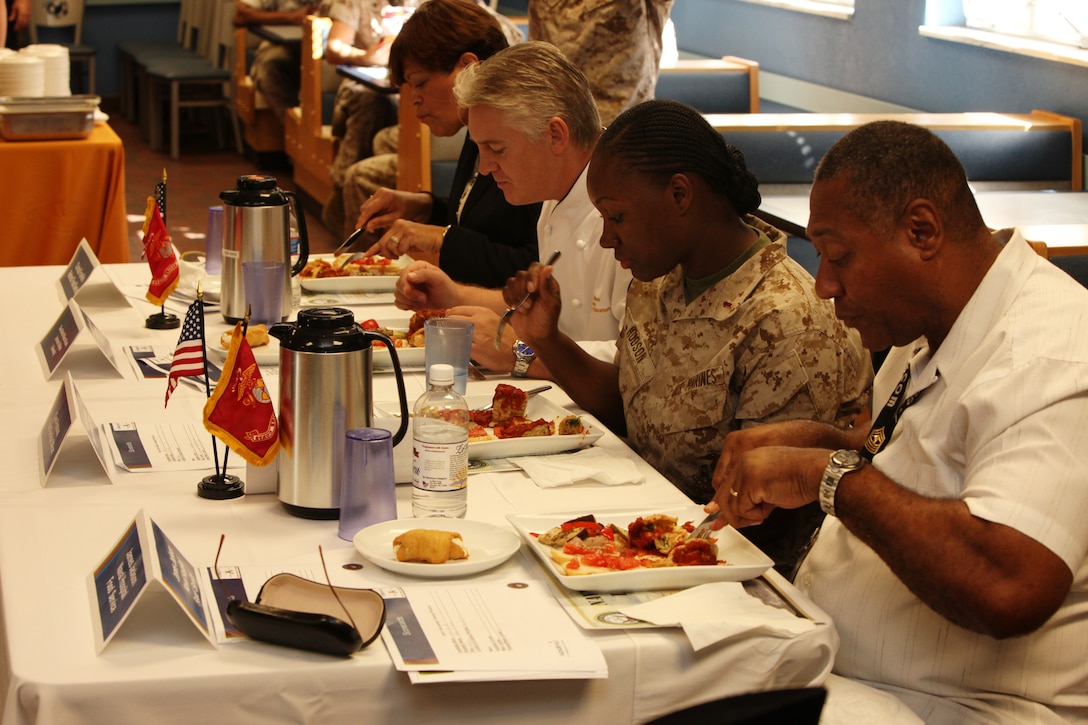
[861,365,930,460]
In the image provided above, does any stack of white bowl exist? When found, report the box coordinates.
[0,52,46,97]
[21,44,70,96]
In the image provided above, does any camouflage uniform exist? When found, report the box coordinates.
[529,0,673,125]
[617,218,872,571]
[244,0,312,119]
[333,126,400,239]
[324,0,400,184]
[319,0,399,237]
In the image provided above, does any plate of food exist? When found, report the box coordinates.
[206,324,280,366]
[466,383,603,459]
[361,310,444,369]
[353,518,522,578]
[506,505,773,593]
[299,253,409,292]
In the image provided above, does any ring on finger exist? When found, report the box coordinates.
[729,488,739,498]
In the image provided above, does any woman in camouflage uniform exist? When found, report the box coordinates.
[502,99,873,573]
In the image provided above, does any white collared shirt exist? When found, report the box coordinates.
[537,163,630,360]
[798,231,1088,723]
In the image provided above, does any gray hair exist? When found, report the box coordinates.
[453,41,601,150]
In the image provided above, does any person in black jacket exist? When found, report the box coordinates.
[352,0,540,288]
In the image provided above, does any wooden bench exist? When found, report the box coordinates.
[283,15,337,204]
[705,110,1083,194]
[656,56,759,114]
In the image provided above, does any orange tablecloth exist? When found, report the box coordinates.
[0,122,128,266]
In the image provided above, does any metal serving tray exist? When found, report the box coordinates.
[0,95,100,141]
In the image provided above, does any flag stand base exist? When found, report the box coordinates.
[146,312,180,330]
[198,473,244,500]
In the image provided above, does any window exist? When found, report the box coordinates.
[962,0,1086,49]
[736,0,853,22]
[922,0,1088,67]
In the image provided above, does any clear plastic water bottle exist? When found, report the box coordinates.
[412,363,470,518]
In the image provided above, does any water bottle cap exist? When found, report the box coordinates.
[429,363,454,385]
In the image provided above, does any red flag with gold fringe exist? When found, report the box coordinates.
[141,196,179,306]
[202,324,279,466]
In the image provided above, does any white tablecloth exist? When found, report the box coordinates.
[0,263,839,725]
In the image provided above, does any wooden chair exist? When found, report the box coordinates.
[142,0,242,159]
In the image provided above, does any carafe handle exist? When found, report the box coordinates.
[364,330,410,446]
[284,189,310,277]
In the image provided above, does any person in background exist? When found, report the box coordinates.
[3,0,27,49]
[387,41,631,372]
[503,100,870,572]
[234,0,316,121]
[709,121,1088,722]
[345,0,538,286]
[529,0,673,125]
[319,0,407,238]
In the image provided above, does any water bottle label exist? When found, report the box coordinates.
[411,440,468,491]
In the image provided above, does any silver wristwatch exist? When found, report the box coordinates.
[512,340,536,378]
[819,449,864,517]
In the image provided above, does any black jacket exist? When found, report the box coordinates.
[431,137,541,288]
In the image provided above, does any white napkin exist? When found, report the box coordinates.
[509,447,645,488]
[617,582,817,651]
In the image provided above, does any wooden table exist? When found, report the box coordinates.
[0,122,128,266]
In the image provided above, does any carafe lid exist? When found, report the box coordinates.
[220,174,289,207]
[269,307,372,353]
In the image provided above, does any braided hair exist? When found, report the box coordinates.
[592,99,761,217]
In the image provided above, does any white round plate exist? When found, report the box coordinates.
[353,518,521,578]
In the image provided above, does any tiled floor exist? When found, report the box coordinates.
[110,110,340,260]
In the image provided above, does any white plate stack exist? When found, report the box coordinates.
[21,45,70,96]
[0,53,46,97]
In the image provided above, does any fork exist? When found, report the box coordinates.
[686,511,721,540]
[493,250,561,349]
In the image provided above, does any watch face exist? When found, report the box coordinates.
[514,341,535,357]
[832,449,862,468]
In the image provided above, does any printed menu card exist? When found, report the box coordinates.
[378,583,608,683]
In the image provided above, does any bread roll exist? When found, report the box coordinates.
[219,324,270,349]
[392,529,469,564]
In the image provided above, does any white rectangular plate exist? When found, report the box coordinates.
[298,254,410,293]
[361,317,425,369]
[506,505,773,593]
[465,393,602,459]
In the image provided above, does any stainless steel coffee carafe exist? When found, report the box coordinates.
[269,308,410,519]
[219,175,310,323]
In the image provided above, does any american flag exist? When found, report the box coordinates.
[155,169,167,221]
[165,300,206,406]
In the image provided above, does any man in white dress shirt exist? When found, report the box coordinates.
[391,41,630,374]
[706,121,1088,723]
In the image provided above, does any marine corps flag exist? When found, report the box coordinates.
[141,196,180,306]
[202,324,279,466]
